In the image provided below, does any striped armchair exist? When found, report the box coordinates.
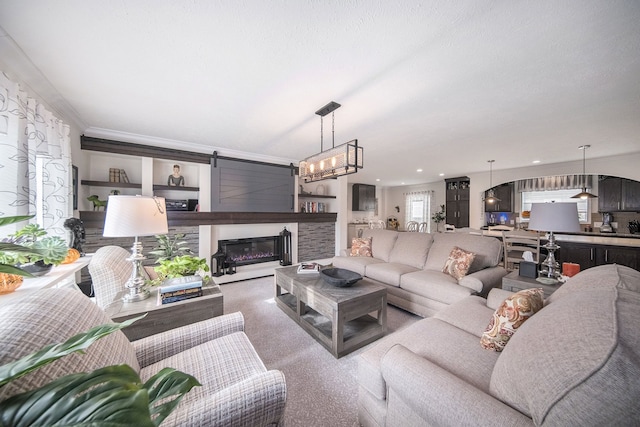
[0,288,287,426]
[88,245,132,308]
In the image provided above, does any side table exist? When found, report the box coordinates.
[501,270,562,298]
[104,285,223,341]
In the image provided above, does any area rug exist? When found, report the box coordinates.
[220,275,420,427]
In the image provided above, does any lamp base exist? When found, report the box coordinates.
[123,238,151,303]
[539,232,562,280]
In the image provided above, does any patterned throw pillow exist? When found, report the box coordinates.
[480,288,544,352]
[442,246,475,280]
[350,237,373,257]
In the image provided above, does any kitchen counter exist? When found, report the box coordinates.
[478,229,640,248]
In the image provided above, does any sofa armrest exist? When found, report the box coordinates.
[486,288,515,310]
[459,266,508,296]
[167,370,287,426]
[381,344,533,427]
[133,312,245,367]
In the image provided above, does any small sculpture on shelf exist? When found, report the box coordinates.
[168,164,185,186]
[87,195,107,211]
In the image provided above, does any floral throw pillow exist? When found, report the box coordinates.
[350,237,373,257]
[480,288,544,352]
[442,246,475,280]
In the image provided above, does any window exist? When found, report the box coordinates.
[404,191,431,230]
[521,189,590,223]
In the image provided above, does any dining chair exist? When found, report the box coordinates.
[405,221,419,232]
[502,230,541,272]
[418,222,429,233]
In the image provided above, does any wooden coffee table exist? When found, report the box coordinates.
[274,265,387,358]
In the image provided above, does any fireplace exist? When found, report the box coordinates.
[218,235,282,267]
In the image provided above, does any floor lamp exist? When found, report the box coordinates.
[528,202,580,281]
[103,195,168,302]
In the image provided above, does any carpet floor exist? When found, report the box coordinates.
[219,275,420,427]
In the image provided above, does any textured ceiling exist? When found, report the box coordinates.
[1,1,639,186]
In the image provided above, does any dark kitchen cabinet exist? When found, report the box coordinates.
[557,241,639,271]
[484,183,514,212]
[445,177,469,228]
[598,176,640,212]
[352,183,376,211]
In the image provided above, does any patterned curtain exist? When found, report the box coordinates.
[515,174,593,192]
[403,190,432,231]
[0,71,72,239]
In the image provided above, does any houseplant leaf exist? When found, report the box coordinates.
[145,368,202,426]
[0,315,145,387]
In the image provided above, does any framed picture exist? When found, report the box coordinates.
[72,165,78,210]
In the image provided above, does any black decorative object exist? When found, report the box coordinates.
[279,227,292,266]
[320,268,363,287]
[64,217,86,256]
[211,249,226,277]
[225,258,236,275]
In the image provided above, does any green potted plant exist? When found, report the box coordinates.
[0,215,43,293]
[1,223,69,276]
[431,204,446,232]
[0,315,199,426]
[148,233,193,263]
[148,255,211,287]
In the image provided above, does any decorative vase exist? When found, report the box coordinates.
[0,273,24,294]
[19,260,53,277]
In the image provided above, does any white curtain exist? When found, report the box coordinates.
[403,190,433,231]
[0,71,72,239]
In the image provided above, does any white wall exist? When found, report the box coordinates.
[383,151,640,229]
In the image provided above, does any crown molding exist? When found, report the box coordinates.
[0,25,86,130]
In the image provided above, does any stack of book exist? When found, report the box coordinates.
[297,262,320,274]
[157,275,203,305]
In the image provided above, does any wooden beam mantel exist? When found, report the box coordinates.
[79,211,337,228]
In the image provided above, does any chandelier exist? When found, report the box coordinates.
[299,101,363,183]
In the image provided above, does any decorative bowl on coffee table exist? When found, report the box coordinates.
[320,268,362,287]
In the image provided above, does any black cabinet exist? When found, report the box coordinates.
[557,241,639,271]
[485,183,513,212]
[352,184,376,211]
[598,176,640,212]
[445,177,469,228]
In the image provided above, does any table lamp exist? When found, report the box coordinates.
[103,195,168,302]
[528,202,580,281]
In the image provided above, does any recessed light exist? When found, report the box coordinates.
[416,169,423,172]
[439,173,444,176]
[376,178,380,182]
[532,160,541,164]
[401,182,405,185]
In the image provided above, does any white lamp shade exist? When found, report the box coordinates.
[103,195,168,237]
[528,202,580,233]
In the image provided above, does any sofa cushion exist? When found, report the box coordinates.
[332,255,384,276]
[442,246,475,280]
[434,295,495,338]
[424,233,502,274]
[361,229,399,262]
[350,236,372,257]
[388,232,433,269]
[490,264,640,426]
[480,288,544,352]
[359,318,499,402]
[400,270,474,305]
[366,262,420,287]
[0,288,140,401]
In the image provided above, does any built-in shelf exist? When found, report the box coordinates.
[81,180,141,189]
[298,194,336,199]
[153,185,200,192]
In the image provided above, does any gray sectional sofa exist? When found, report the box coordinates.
[333,229,508,317]
[357,264,640,426]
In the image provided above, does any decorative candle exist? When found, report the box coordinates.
[562,262,580,277]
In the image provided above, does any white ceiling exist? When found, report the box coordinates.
[1,1,639,186]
